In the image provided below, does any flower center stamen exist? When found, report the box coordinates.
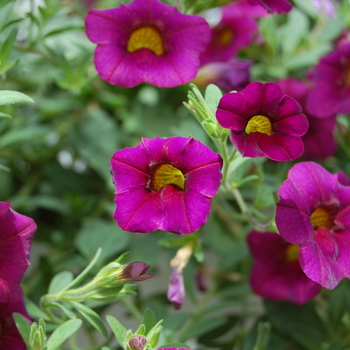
[218,28,233,46]
[127,27,164,56]
[310,206,334,230]
[151,164,185,191]
[245,115,273,135]
[285,244,299,262]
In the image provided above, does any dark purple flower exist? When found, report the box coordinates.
[247,0,292,13]
[306,42,350,118]
[0,202,36,303]
[247,231,321,304]
[276,162,350,289]
[110,137,223,234]
[0,289,32,350]
[200,2,260,65]
[216,82,309,161]
[338,171,350,186]
[277,78,337,160]
[192,59,252,92]
[121,262,154,282]
[167,268,185,310]
[85,0,210,88]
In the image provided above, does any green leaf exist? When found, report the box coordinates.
[0,90,34,106]
[25,297,50,320]
[106,315,127,346]
[0,125,48,148]
[158,343,190,349]
[0,0,15,32]
[204,84,222,117]
[13,313,31,347]
[319,17,345,42]
[0,163,10,172]
[253,322,271,350]
[48,271,74,294]
[293,0,317,18]
[181,317,227,341]
[101,348,113,350]
[287,322,322,350]
[49,301,76,319]
[0,112,11,118]
[143,308,156,335]
[0,28,18,71]
[71,301,108,338]
[46,319,82,350]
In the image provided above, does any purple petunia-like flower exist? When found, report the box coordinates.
[167,268,185,309]
[216,82,309,162]
[85,0,211,88]
[247,0,292,13]
[307,42,350,118]
[247,230,322,304]
[276,162,350,289]
[0,202,36,303]
[110,137,223,235]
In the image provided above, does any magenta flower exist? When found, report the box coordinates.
[247,0,292,13]
[158,348,190,350]
[85,0,210,88]
[247,231,321,304]
[216,82,309,161]
[167,268,185,310]
[193,59,252,92]
[0,202,36,303]
[306,42,350,118]
[110,137,223,234]
[276,162,350,289]
[338,171,350,186]
[200,2,260,65]
[0,289,31,350]
[277,78,337,160]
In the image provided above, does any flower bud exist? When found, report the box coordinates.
[120,262,154,282]
[29,319,46,350]
[167,268,185,310]
[127,335,147,350]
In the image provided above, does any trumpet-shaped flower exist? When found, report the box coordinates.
[0,202,36,303]
[110,137,223,234]
[167,268,185,309]
[85,0,211,88]
[276,162,350,289]
[247,230,321,304]
[216,82,309,161]
[247,0,292,13]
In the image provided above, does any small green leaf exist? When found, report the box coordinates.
[46,319,82,350]
[143,308,156,335]
[25,297,50,320]
[0,163,10,172]
[102,348,113,350]
[0,28,18,70]
[13,313,31,347]
[48,271,74,294]
[106,315,127,346]
[0,112,11,118]
[49,302,76,319]
[71,301,108,338]
[293,0,317,18]
[0,90,34,106]
[204,84,222,117]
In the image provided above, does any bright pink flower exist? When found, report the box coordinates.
[110,137,223,234]
[0,202,36,303]
[247,231,321,304]
[247,0,292,13]
[216,82,309,161]
[306,42,350,118]
[0,289,32,350]
[276,162,350,289]
[277,78,337,160]
[158,348,191,350]
[338,171,350,186]
[167,268,185,309]
[85,0,210,88]
[200,1,261,65]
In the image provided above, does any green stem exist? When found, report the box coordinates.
[121,297,143,324]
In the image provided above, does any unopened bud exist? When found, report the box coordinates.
[167,268,185,310]
[188,100,195,110]
[127,335,147,350]
[29,319,46,350]
[121,262,154,282]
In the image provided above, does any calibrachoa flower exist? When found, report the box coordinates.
[167,268,185,309]
[0,202,36,303]
[307,42,350,118]
[0,289,31,350]
[200,2,260,65]
[338,171,350,186]
[277,78,337,160]
[192,59,252,92]
[276,162,350,289]
[85,0,210,88]
[247,0,292,13]
[110,137,223,234]
[247,231,322,304]
[216,82,309,161]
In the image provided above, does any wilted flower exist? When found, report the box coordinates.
[216,82,309,161]
[192,59,252,92]
[277,78,337,160]
[0,202,36,303]
[247,0,292,13]
[307,42,350,118]
[120,262,154,282]
[85,0,210,88]
[276,162,350,289]
[167,268,185,310]
[110,137,223,234]
[0,289,32,350]
[247,230,321,304]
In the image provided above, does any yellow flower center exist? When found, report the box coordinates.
[245,115,273,135]
[127,27,164,56]
[218,28,234,46]
[310,206,334,230]
[285,244,299,263]
[151,164,185,191]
